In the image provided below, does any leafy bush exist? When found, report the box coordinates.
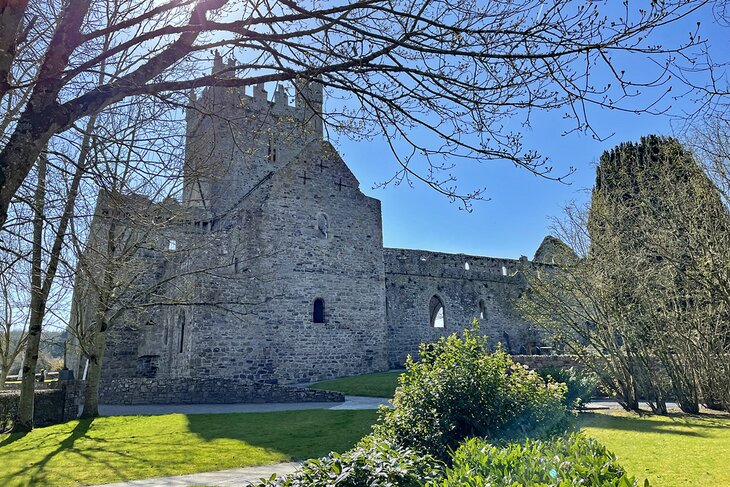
[538,366,598,410]
[257,435,443,487]
[374,328,573,461]
[434,433,649,487]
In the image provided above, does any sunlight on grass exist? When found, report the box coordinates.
[0,409,377,487]
[310,371,402,397]
[581,411,730,487]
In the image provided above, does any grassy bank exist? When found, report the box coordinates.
[310,371,402,397]
[581,411,730,487]
[0,409,378,487]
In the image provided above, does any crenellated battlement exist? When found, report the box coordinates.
[183,52,324,214]
[186,52,323,139]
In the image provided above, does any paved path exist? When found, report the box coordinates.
[90,462,301,487]
[98,395,390,416]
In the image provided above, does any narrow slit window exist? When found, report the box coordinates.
[501,265,507,276]
[178,310,185,353]
[464,262,470,270]
[313,298,325,323]
[429,295,445,328]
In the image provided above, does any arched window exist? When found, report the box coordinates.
[316,213,328,239]
[313,298,325,323]
[429,295,445,328]
[479,299,487,321]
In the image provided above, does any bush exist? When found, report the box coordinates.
[538,366,598,410]
[256,435,443,487]
[435,433,649,487]
[374,328,573,461]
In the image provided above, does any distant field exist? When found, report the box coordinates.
[0,409,378,487]
[310,371,402,397]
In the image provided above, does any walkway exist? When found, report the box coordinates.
[98,395,390,416]
[90,462,301,487]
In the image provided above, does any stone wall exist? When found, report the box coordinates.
[511,355,581,371]
[384,249,539,368]
[99,378,344,405]
[0,381,84,430]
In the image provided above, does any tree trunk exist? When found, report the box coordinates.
[12,154,47,433]
[80,324,108,418]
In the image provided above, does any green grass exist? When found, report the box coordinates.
[0,409,378,487]
[310,371,402,397]
[581,411,730,487]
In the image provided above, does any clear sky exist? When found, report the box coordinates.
[331,3,727,259]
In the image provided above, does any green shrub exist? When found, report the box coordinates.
[434,433,649,487]
[257,435,443,487]
[538,366,598,410]
[374,327,573,461]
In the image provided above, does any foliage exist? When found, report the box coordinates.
[519,136,730,414]
[258,435,443,487]
[0,409,378,487]
[538,367,598,410]
[374,328,573,461]
[434,433,648,487]
[310,371,402,398]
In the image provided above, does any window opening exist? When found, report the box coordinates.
[316,213,328,239]
[313,298,325,323]
[178,310,185,353]
[429,295,445,328]
[479,299,487,321]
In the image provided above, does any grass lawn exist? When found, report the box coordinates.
[581,411,730,487]
[0,409,377,487]
[310,371,402,397]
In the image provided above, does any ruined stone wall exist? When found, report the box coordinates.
[99,377,343,405]
[384,249,537,368]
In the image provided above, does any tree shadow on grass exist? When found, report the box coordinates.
[579,411,730,438]
[0,431,28,448]
[185,409,378,461]
[6,419,159,487]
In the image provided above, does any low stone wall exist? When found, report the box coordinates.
[511,355,581,371]
[99,377,345,405]
[0,381,85,431]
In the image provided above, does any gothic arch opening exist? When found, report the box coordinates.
[429,295,445,328]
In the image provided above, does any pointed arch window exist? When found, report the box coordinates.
[313,298,325,323]
[479,299,487,321]
[429,295,445,328]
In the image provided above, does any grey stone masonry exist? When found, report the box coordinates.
[68,60,557,405]
[99,378,344,405]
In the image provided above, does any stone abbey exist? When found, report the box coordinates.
[69,58,560,404]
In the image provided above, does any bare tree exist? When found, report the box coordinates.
[0,0,716,228]
[0,268,29,388]
[519,136,730,414]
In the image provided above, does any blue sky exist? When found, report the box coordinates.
[332,3,727,259]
